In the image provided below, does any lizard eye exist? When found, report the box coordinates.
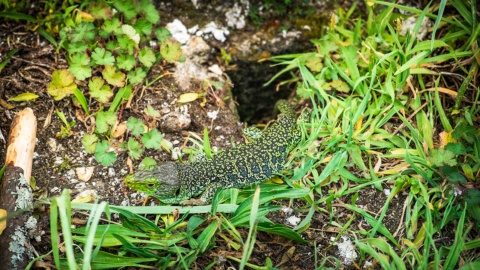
[147,183,155,188]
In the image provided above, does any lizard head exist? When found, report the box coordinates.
[124,162,181,202]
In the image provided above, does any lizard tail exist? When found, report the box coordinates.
[275,99,296,118]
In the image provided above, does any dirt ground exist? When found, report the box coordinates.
[0,1,408,269]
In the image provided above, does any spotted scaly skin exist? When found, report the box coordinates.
[124,100,297,205]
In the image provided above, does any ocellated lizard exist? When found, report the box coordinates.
[124,99,297,205]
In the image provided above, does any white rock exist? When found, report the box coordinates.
[225,3,246,29]
[166,19,190,44]
[76,166,95,182]
[208,64,223,75]
[286,215,301,226]
[334,236,358,266]
[207,110,218,120]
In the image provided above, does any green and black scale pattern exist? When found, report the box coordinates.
[125,100,297,205]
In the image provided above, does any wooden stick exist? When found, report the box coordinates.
[0,108,37,269]
[5,107,37,183]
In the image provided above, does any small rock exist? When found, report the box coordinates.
[72,190,97,203]
[334,236,358,266]
[282,207,294,215]
[173,60,208,91]
[207,110,218,120]
[171,147,182,160]
[76,166,95,182]
[286,215,301,226]
[202,22,229,42]
[47,138,57,152]
[208,64,223,75]
[162,111,191,132]
[182,36,211,63]
[166,19,190,44]
[225,3,247,29]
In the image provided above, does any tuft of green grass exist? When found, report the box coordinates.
[267,0,479,268]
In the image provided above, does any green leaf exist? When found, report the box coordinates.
[102,18,122,35]
[72,22,95,42]
[73,88,89,115]
[160,39,183,62]
[89,76,113,103]
[441,165,467,183]
[69,65,92,80]
[0,11,36,21]
[69,53,92,80]
[127,138,143,159]
[445,143,466,155]
[70,53,90,66]
[305,55,323,72]
[82,134,99,154]
[67,42,87,54]
[126,117,146,137]
[0,48,18,72]
[142,0,160,24]
[89,1,111,20]
[430,149,457,167]
[8,92,39,102]
[117,54,136,71]
[331,79,350,93]
[113,0,137,20]
[109,84,131,112]
[106,40,120,51]
[138,48,156,68]
[142,129,162,149]
[95,110,117,134]
[102,65,126,87]
[133,18,152,36]
[127,68,146,84]
[94,140,117,166]
[144,105,160,118]
[155,27,171,41]
[47,69,77,100]
[117,34,137,54]
[257,222,308,243]
[91,47,115,66]
[122,24,140,46]
[139,157,157,171]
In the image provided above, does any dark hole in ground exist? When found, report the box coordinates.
[228,60,296,124]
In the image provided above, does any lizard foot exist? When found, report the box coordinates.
[179,198,207,206]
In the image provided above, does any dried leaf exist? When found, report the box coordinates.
[8,92,39,102]
[0,209,6,235]
[177,93,199,104]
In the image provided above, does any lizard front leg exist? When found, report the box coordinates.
[179,182,222,206]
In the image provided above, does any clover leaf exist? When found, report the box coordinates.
[95,140,117,166]
[89,76,113,103]
[96,110,117,134]
[117,54,136,71]
[91,47,116,66]
[82,134,99,154]
[69,53,92,80]
[126,117,146,137]
[142,128,162,150]
[127,68,146,84]
[47,69,77,100]
[160,38,183,62]
[102,65,125,87]
[127,138,143,159]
